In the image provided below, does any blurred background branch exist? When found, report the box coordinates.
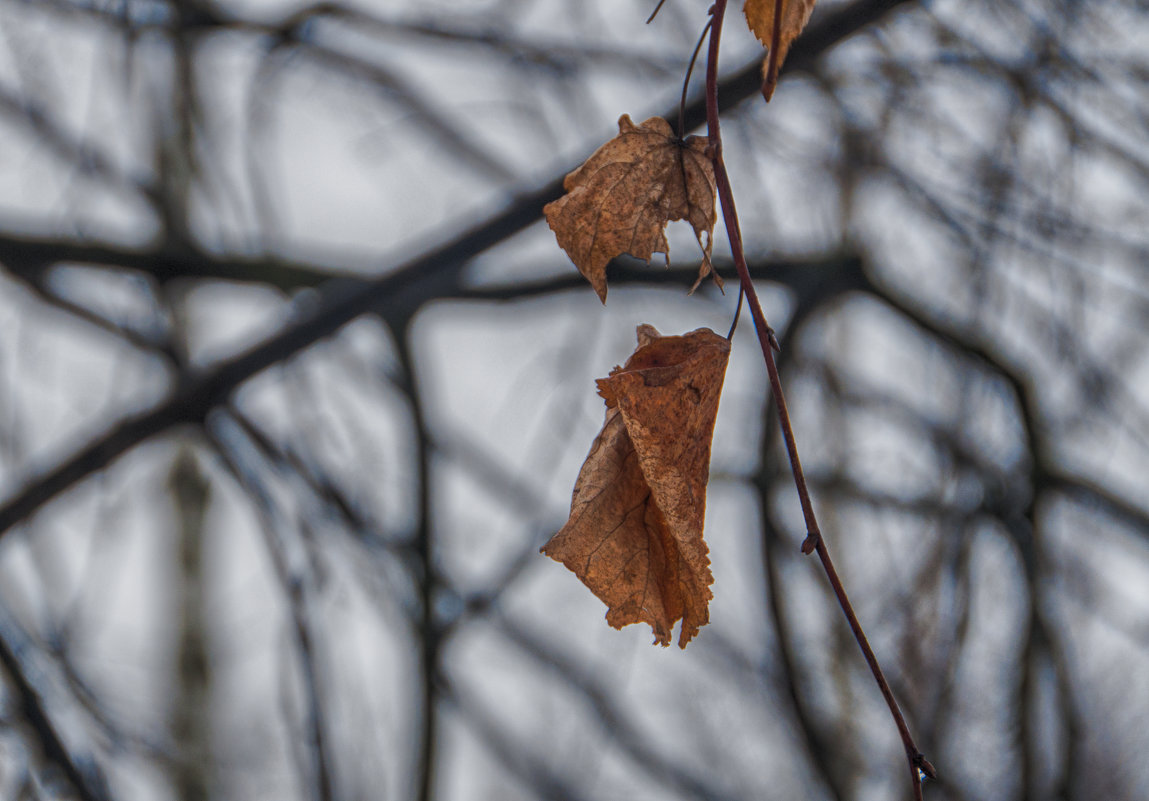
[0,1,1147,800]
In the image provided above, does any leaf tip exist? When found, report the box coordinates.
[634,323,661,348]
[761,74,778,103]
[617,113,638,133]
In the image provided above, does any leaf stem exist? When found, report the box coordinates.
[725,285,744,340]
[679,17,714,140]
[766,0,784,99]
[703,2,933,796]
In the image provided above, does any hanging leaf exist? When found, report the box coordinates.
[744,0,817,101]
[544,115,719,303]
[542,325,731,648]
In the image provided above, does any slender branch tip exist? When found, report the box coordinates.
[645,0,668,24]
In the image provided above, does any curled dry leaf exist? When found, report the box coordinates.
[541,325,731,648]
[544,115,719,303]
[744,0,817,101]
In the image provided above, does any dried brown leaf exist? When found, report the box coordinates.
[541,325,731,647]
[744,0,817,100]
[544,115,719,303]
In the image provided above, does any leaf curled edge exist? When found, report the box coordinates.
[541,325,731,647]
[543,116,719,302]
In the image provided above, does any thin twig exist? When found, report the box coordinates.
[679,17,713,140]
[645,0,669,24]
[395,322,441,801]
[725,285,745,340]
[703,1,934,796]
[0,627,109,801]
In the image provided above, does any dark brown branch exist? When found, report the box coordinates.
[704,1,932,796]
[206,423,336,801]
[494,620,743,801]
[438,674,590,801]
[454,254,867,302]
[0,627,110,801]
[0,234,344,290]
[0,85,158,206]
[392,322,441,801]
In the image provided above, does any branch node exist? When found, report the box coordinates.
[914,753,938,780]
[767,327,781,352]
[800,531,820,554]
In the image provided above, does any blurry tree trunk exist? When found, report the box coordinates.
[168,448,213,801]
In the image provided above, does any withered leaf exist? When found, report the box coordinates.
[544,115,719,303]
[744,0,817,101]
[542,325,731,648]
